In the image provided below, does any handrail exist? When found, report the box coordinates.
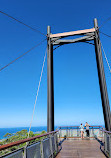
[58,126,102,128]
[0,130,58,151]
[100,128,111,134]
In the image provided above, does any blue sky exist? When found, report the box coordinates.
[0,0,111,127]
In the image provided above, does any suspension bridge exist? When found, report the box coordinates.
[0,10,111,158]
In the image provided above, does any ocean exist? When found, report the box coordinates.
[0,125,104,140]
[0,126,58,140]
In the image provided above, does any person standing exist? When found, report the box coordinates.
[79,123,84,139]
[85,122,90,137]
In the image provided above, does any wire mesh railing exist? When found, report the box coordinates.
[0,126,105,158]
[58,126,103,138]
[100,129,111,158]
[0,130,59,158]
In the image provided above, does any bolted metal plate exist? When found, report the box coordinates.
[26,142,41,158]
[106,134,110,152]
[54,133,58,152]
[42,138,51,158]
[51,136,55,153]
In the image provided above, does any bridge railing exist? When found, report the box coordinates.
[58,126,103,138]
[100,129,111,158]
[0,130,59,158]
[0,126,104,157]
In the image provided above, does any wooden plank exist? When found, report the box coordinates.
[56,139,105,158]
[50,28,95,38]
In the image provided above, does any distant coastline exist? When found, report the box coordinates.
[0,125,104,140]
[0,126,58,139]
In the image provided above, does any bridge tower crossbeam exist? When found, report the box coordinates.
[47,18,111,132]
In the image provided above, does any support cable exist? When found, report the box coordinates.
[100,31,111,38]
[0,38,46,72]
[99,17,111,29]
[53,45,63,50]
[27,49,47,138]
[101,42,111,73]
[84,41,94,45]
[0,10,46,36]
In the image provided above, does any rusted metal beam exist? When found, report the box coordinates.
[0,130,58,151]
[50,28,96,38]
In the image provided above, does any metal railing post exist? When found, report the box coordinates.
[59,128,60,138]
[60,128,61,138]
[99,128,100,138]
[23,146,27,158]
[54,133,57,153]
[71,127,72,137]
[104,132,107,153]
[102,129,104,138]
[109,134,111,158]
[49,134,53,158]
[66,128,68,138]
[41,139,44,158]
[55,132,59,154]
[77,127,79,137]
[92,127,94,137]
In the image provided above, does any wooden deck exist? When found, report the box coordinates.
[56,139,106,158]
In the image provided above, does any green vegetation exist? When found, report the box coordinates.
[0,129,46,156]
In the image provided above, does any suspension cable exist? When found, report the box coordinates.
[99,16,111,29]
[0,10,46,36]
[84,41,94,45]
[101,42,111,73]
[27,48,47,138]
[0,38,46,72]
[100,31,111,38]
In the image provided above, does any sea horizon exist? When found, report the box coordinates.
[0,125,104,140]
[0,126,58,139]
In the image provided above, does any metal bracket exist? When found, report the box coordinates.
[53,35,94,45]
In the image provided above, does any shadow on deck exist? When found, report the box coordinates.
[56,139,106,158]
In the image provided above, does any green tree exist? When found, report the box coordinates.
[0,129,47,157]
[3,133,12,138]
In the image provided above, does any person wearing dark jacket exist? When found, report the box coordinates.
[85,122,90,137]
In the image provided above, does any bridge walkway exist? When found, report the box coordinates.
[56,139,105,158]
